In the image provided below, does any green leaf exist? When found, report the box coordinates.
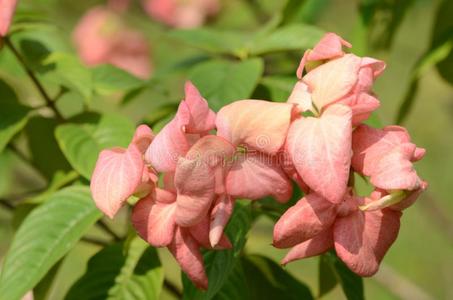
[321,251,364,300]
[182,201,252,300]
[65,237,163,300]
[0,79,31,153]
[93,64,145,94]
[241,254,314,300]
[167,28,246,57]
[258,75,296,102]
[247,24,324,56]
[318,254,338,297]
[189,58,264,111]
[0,186,102,300]
[282,0,331,25]
[55,113,135,179]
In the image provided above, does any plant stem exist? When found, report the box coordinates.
[81,236,110,247]
[4,37,65,122]
[164,278,182,299]
[97,219,122,241]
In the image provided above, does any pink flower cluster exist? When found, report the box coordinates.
[90,33,426,289]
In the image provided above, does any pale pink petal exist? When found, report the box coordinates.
[216,100,295,155]
[189,216,232,250]
[303,54,361,111]
[131,190,177,247]
[181,81,216,133]
[361,57,386,77]
[226,152,292,203]
[281,229,333,265]
[0,0,17,36]
[351,125,411,176]
[209,195,234,247]
[90,144,143,218]
[296,33,351,78]
[273,194,337,248]
[281,149,310,193]
[132,124,154,153]
[168,227,208,290]
[287,81,314,113]
[287,104,352,203]
[175,136,235,227]
[370,143,422,191]
[334,208,401,276]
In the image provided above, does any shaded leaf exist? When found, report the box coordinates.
[93,64,145,94]
[65,237,163,300]
[189,58,264,111]
[318,254,338,297]
[0,186,102,300]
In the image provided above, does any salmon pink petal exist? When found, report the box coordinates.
[182,81,216,133]
[281,229,334,265]
[132,124,154,153]
[90,144,143,218]
[188,215,232,250]
[145,119,190,172]
[390,181,428,211]
[361,57,386,78]
[287,81,314,113]
[168,227,208,290]
[216,100,295,155]
[209,195,234,247]
[351,125,411,176]
[287,104,352,203]
[0,0,17,36]
[303,54,361,111]
[175,136,235,227]
[370,143,422,191]
[273,194,337,248]
[226,152,292,203]
[296,33,351,78]
[131,190,177,247]
[334,208,401,276]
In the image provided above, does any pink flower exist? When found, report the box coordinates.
[0,0,17,37]
[143,0,220,28]
[73,6,152,79]
[288,32,385,125]
[90,125,155,218]
[273,192,402,276]
[216,100,296,203]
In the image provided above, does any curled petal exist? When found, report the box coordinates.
[296,33,351,78]
[181,81,216,133]
[336,93,380,126]
[216,100,295,155]
[168,227,208,290]
[351,124,411,176]
[303,54,361,111]
[334,208,401,276]
[371,143,422,191]
[273,194,337,248]
[131,190,177,247]
[287,104,352,203]
[175,136,235,227]
[209,195,234,247]
[189,215,232,250]
[90,144,143,218]
[390,181,428,211]
[281,229,333,265]
[0,0,17,36]
[287,81,314,113]
[132,124,154,153]
[226,152,292,203]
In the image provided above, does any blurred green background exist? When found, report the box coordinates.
[1,0,452,299]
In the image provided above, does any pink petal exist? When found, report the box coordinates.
[287,104,352,203]
[370,143,422,191]
[281,229,334,265]
[390,181,428,211]
[131,189,177,247]
[287,81,314,113]
[336,93,380,126]
[303,54,361,111]
[209,195,234,247]
[182,81,216,133]
[216,100,295,155]
[0,0,17,36]
[351,125,411,176]
[189,215,232,250]
[273,193,337,248]
[296,33,351,78]
[168,227,208,290]
[90,144,143,218]
[132,124,154,153]
[175,136,235,227]
[226,152,292,203]
[361,57,386,78]
[334,208,401,276]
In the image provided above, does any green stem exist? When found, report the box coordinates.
[4,37,65,122]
